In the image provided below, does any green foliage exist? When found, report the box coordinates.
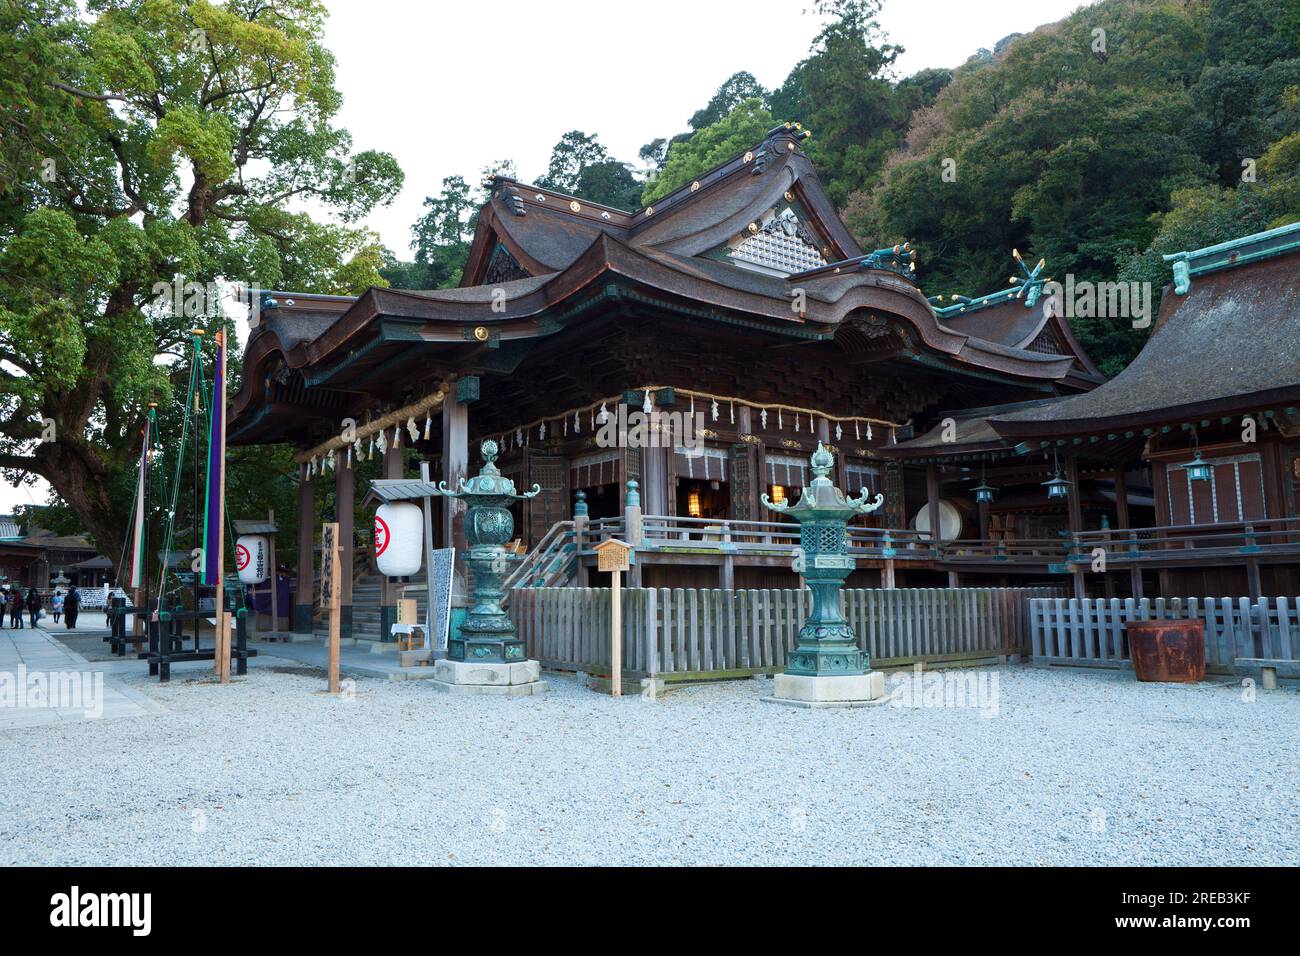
[641,99,774,206]
[536,131,611,195]
[773,0,907,206]
[0,0,402,566]
[848,0,1300,374]
[688,71,770,131]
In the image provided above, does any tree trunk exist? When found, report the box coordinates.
[33,438,129,583]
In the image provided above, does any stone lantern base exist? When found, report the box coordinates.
[431,658,550,696]
[765,670,887,709]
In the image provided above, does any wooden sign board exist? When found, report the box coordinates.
[594,539,633,697]
[428,547,455,651]
[595,538,632,574]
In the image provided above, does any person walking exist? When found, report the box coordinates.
[64,585,80,629]
[26,588,41,628]
[51,589,64,624]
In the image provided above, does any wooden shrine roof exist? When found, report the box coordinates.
[230,124,1100,445]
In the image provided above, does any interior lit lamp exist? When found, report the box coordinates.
[769,484,786,506]
[1184,429,1213,482]
[1042,447,1071,500]
[687,490,702,518]
[972,461,997,504]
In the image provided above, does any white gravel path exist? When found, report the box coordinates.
[1,659,1296,866]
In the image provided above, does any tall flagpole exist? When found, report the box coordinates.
[216,327,229,682]
[203,327,230,682]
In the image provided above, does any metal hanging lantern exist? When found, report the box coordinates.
[972,461,997,504]
[1043,473,1071,500]
[1043,448,1071,500]
[1184,430,1213,482]
[1184,451,1213,482]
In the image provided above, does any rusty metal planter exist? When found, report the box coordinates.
[1125,619,1206,682]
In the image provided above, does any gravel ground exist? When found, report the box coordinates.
[1,659,1296,866]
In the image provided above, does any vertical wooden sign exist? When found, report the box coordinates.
[595,539,632,697]
[321,522,341,694]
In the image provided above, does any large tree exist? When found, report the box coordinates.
[0,0,402,573]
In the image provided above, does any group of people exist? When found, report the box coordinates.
[0,585,79,628]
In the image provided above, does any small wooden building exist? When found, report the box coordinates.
[886,221,1300,599]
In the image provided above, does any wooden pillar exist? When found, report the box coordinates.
[442,393,470,604]
[882,560,896,589]
[925,464,942,547]
[643,445,669,516]
[1066,455,1085,599]
[977,499,991,544]
[1113,468,1131,530]
[1065,454,1084,533]
[293,465,315,635]
[1246,558,1263,601]
[1130,567,1144,600]
[334,457,354,641]
[375,434,407,642]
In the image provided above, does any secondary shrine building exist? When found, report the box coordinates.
[227,122,1300,642]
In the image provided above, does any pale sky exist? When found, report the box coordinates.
[0,0,1094,516]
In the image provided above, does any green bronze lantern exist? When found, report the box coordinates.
[431,439,540,664]
[762,442,883,680]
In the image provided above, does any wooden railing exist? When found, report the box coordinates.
[543,513,1300,574]
[1030,595,1300,671]
[511,585,1060,682]
[502,520,576,594]
[1072,517,1300,561]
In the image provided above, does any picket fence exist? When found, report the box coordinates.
[1029,596,1300,671]
[509,586,1058,681]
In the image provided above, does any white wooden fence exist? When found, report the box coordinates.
[510,586,1058,681]
[1030,596,1300,671]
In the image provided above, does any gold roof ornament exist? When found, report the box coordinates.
[569,200,581,212]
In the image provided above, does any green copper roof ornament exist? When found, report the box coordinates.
[762,442,883,679]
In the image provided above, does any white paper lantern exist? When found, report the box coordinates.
[374,502,423,577]
[235,534,269,584]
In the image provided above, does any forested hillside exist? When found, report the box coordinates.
[387,0,1300,376]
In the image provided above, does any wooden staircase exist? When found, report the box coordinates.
[502,520,578,598]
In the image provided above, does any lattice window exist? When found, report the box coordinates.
[730,209,827,275]
[801,524,845,554]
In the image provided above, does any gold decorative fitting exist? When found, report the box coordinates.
[784,191,794,203]
[645,206,654,216]
[794,122,803,130]
[473,326,489,342]
[569,200,581,212]
[690,181,700,192]
[748,222,759,234]
[786,142,796,151]
[744,151,754,162]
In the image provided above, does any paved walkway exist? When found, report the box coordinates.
[247,637,443,681]
[0,624,166,730]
